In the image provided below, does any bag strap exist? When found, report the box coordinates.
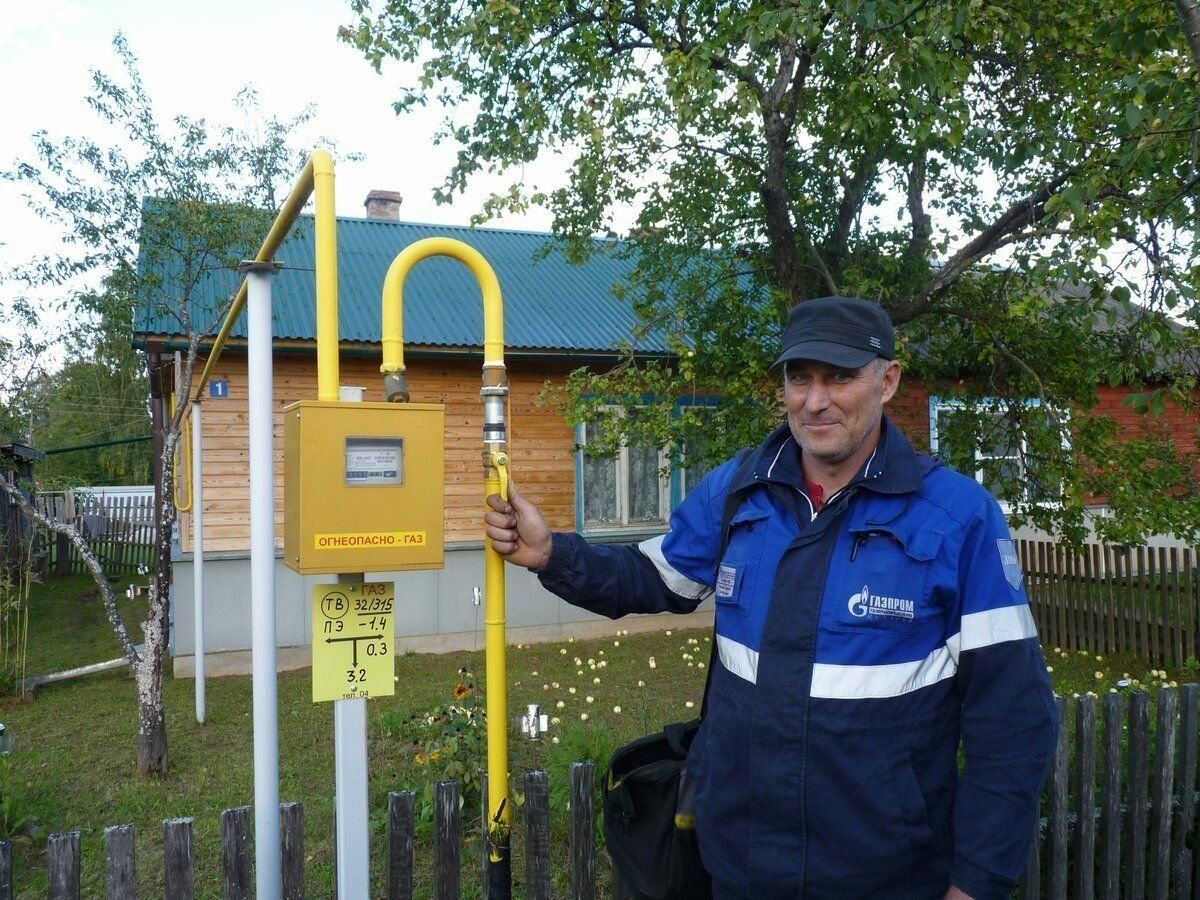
[702,446,756,720]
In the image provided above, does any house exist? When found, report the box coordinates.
[133,194,718,675]
[134,193,1200,675]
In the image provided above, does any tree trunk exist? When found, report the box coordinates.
[136,579,169,776]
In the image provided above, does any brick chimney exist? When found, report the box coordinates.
[364,190,403,220]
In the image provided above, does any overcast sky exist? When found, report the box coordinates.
[0,0,566,343]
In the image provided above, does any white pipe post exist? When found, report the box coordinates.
[334,384,370,900]
[243,260,282,900]
[192,400,205,724]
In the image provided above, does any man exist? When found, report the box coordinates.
[485,297,1058,899]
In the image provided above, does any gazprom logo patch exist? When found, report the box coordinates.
[848,583,915,622]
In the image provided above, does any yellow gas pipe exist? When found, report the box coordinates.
[380,237,513,892]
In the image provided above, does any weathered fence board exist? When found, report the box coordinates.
[1127,692,1150,900]
[1150,687,1177,900]
[47,830,80,900]
[388,790,415,900]
[280,801,304,900]
[434,780,461,900]
[104,824,136,900]
[570,761,596,900]
[524,769,552,900]
[1048,696,1069,900]
[220,805,251,900]
[1074,694,1096,900]
[163,817,194,900]
[1101,692,1124,900]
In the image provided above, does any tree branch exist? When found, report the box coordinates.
[895,169,1078,322]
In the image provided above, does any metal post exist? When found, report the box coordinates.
[334,384,370,900]
[243,259,282,900]
[334,687,369,899]
[191,400,205,724]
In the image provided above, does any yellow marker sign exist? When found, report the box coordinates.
[312,582,395,703]
[313,531,427,550]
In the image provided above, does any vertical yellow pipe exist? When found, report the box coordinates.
[380,237,511,877]
[311,151,339,403]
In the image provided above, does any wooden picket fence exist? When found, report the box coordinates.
[33,493,155,577]
[9,686,1200,898]
[1019,539,1200,669]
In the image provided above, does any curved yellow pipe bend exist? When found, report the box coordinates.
[380,237,505,375]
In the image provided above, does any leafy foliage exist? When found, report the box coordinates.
[344,0,1200,542]
[378,665,489,831]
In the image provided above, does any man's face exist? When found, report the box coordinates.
[784,358,901,469]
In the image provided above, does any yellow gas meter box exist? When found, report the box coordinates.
[283,400,445,574]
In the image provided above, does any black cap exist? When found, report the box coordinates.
[772,296,894,370]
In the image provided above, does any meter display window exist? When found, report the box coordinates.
[345,437,403,487]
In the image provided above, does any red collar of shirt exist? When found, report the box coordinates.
[804,478,826,512]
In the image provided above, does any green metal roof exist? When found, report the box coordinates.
[134,213,674,355]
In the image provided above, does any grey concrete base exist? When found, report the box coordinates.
[170,544,715,677]
[172,607,715,678]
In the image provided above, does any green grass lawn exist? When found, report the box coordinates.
[1,574,1195,897]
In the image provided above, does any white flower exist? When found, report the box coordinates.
[613,705,622,714]
[552,682,560,688]
[568,637,575,643]
[587,658,595,666]
[599,660,608,668]
[577,670,584,675]
[599,650,605,656]
[556,701,565,709]
[1095,672,1104,680]
[543,684,550,691]
[614,641,620,647]
[580,713,589,721]
[593,677,601,684]
[574,658,583,666]
[560,648,567,655]
[586,696,595,703]
[698,663,706,670]
[650,657,657,669]
[666,630,673,636]
[532,671,538,676]
[1096,655,1103,662]
[551,716,560,724]
[569,687,577,694]
[552,736,560,744]
[1046,666,1054,673]
[685,701,694,708]
[637,680,645,687]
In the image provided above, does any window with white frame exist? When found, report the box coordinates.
[929,398,1068,506]
[577,411,669,531]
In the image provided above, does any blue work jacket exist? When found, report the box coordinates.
[538,418,1058,899]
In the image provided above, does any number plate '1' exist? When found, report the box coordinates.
[311,582,395,702]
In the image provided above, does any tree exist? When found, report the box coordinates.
[342,0,1200,543]
[2,34,334,775]
[24,310,153,488]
